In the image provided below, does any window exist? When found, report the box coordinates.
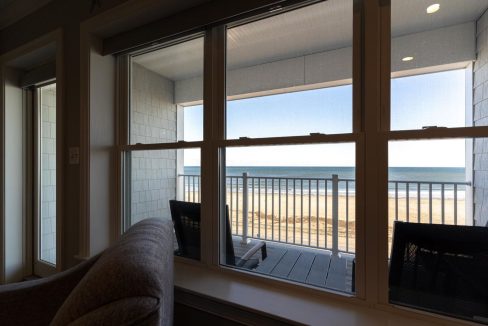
[387,1,488,322]
[130,37,204,144]
[391,70,466,130]
[37,83,57,267]
[226,86,352,139]
[221,0,356,294]
[226,0,353,139]
[123,36,204,261]
[114,0,488,323]
[388,139,472,252]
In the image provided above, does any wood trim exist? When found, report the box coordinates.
[387,126,488,140]
[112,55,129,242]
[376,0,390,305]
[0,66,5,283]
[202,27,214,265]
[362,0,383,305]
[23,88,33,277]
[78,32,92,259]
[219,134,359,147]
[209,25,227,266]
[19,61,56,88]
[0,0,52,30]
[54,30,64,272]
[176,260,473,326]
[102,0,319,56]
[0,30,63,281]
[119,134,359,151]
[175,287,303,326]
[379,0,390,133]
[352,0,365,300]
[119,141,204,151]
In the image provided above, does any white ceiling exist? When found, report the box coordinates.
[133,38,204,81]
[134,0,488,81]
[392,0,488,37]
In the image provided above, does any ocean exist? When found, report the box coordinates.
[183,166,467,198]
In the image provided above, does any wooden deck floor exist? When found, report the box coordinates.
[233,238,355,293]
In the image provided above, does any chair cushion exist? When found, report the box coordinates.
[67,297,158,325]
[51,218,174,326]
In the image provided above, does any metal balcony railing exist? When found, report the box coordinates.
[180,174,470,254]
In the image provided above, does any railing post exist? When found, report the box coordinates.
[241,172,250,244]
[332,174,339,256]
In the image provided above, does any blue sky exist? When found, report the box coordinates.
[184,69,467,167]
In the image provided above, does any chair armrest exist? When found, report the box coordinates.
[240,241,267,261]
[0,255,99,325]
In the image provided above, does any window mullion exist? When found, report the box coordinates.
[201,25,227,266]
[361,0,389,305]
[377,0,390,306]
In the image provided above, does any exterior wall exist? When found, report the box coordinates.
[176,22,475,104]
[473,11,488,227]
[130,63,177,224]
[40,84,56,264]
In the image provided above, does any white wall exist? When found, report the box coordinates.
[3,67,25,283]
[89,44,115,255]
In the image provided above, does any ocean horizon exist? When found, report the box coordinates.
[183,166,467,199]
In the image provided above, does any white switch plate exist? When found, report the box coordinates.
[69,147,80,165]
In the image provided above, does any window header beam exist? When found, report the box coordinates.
[102,0,319,56]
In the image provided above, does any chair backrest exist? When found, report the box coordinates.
[389,221,488,321]
[169,200,201,260]
[169,200,236,264]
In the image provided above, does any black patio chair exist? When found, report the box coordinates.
[389,221,488,322]
[169,200,267,269]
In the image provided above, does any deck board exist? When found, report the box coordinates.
[270,249,301,278]
[232,237,353,293]
[325,254,354,292]
[305,252,331,287]
[255,248,287,274]
[288,252,316,282]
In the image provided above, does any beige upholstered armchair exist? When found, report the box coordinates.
[0,218,174,325]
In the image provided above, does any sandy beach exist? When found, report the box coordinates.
[224,193,465,253]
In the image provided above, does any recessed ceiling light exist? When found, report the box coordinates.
[426,4,440,14]
[402,56,414,62]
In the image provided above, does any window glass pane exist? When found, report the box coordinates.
[388,139,471,247]
[391,70,465,130]
[125,148,201,260]
[388,138,488,323]
[221,143,356,294]
[226,0,353,139]
[391,1,488,130]
[130,37,203,144]
[39,83,56,265]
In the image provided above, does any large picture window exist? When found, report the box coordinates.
[220,0,357,294]
[114,0,488,323]
[387,1,488,323]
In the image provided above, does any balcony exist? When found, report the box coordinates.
[179,172,471,293]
